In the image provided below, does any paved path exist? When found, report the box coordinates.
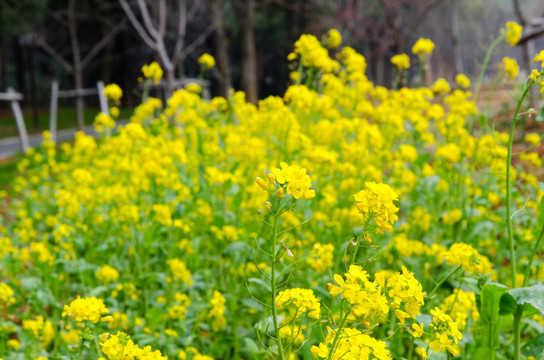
[0,121,128,160]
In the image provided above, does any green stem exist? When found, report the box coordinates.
[425,266,462,304]
[522,225,544,287]
[326,304,351,360]
[506,80,534,360]
[407,336,415,360]
[350,217,372,266]
[506,80,534,289]
[77,336,85,360]
[271,205,285,360]
[474,34,506,103]
[514,309,523,360]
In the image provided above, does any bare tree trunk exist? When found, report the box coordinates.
[14,38,26,97]
[376,51,384,85]
[165,67,176,99]
[69,0,84,130]
[97,0,114,83]
[238,0,258,103]
[449,0,463,75]
[211,0,231,98]
[512,0,534,108]
[512,0,531,72]
[28,38,41,130]
[0,34,4,92]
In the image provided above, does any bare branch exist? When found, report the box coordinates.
[172,0,188,64]
[158,0,166,38]
[187,0,201,19]
[35,36,74,73]
[136,0,160,40]
[119,0,158,50]
[179,22,217,60]
[81,18,128,69]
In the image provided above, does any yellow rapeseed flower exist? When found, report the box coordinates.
[505,21,523,46]
[412,38,435,55]
[326,29,342,49]
[455,74,471,88]
[103,83,123,104]
[391,54,410,70]
[141,61,163,84]
[198,53,216,68]
[62,297,109,323]
[502,57,519,79]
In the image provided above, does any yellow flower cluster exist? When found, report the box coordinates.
[103,83,123,104]
[141,61,163,84]
[391,53,410,70]
[101,332,167,360]
[311,327,391,360]
[96,265,120,283]
[455,74,471,88]
[167,293,191,321]
[290,34,340,73]
[22,316,55,347]
[307,243,334,272]
[442,209,462,225]
[94,112,116,133]
[275,288,321,320]
[0,283,15,306]
[178,347,214,360]
[353,182,399,233]
[328,265,389,321]
[502,57,519,79]
[412,38,435,55]
[505,21,523,46]
[167,259,192,286]
[326,29,342,49]
[440,289,479,330]
[445,243,493,275]
[381,266,425,324]
[257,162,316,200]
[208,290,227,332]
[431,78,451,95]
[198,53,216,68]
[62,297,109,323]
[428,307,463,356]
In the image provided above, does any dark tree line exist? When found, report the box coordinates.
[1,0,543,129]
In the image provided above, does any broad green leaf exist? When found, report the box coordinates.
[507,285,544,316]
[499,292,518,315]
[522,333,544,358]
[243,338,261,358]
[480,282,507,347]
[146,307,164,330]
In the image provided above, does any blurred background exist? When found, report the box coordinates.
[0,0,544,136]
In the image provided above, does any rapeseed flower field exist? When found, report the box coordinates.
[1,23,544,359]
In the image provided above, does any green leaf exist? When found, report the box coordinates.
[480,282,507,347]
[522,333,544,357]
[538,194,544,228]
[507,285,544,316]
[146,307,164,330]
[243,338,261,358]
[499,292,518,315]
[536,106,544,122]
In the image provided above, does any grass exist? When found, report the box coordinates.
[0,158,18,190]
[0,107,132,139]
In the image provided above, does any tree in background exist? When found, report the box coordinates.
[35,0,126,129]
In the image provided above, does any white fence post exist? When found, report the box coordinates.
[7,88,29,154]
[49,81,59,142]
[97,81,109,115]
